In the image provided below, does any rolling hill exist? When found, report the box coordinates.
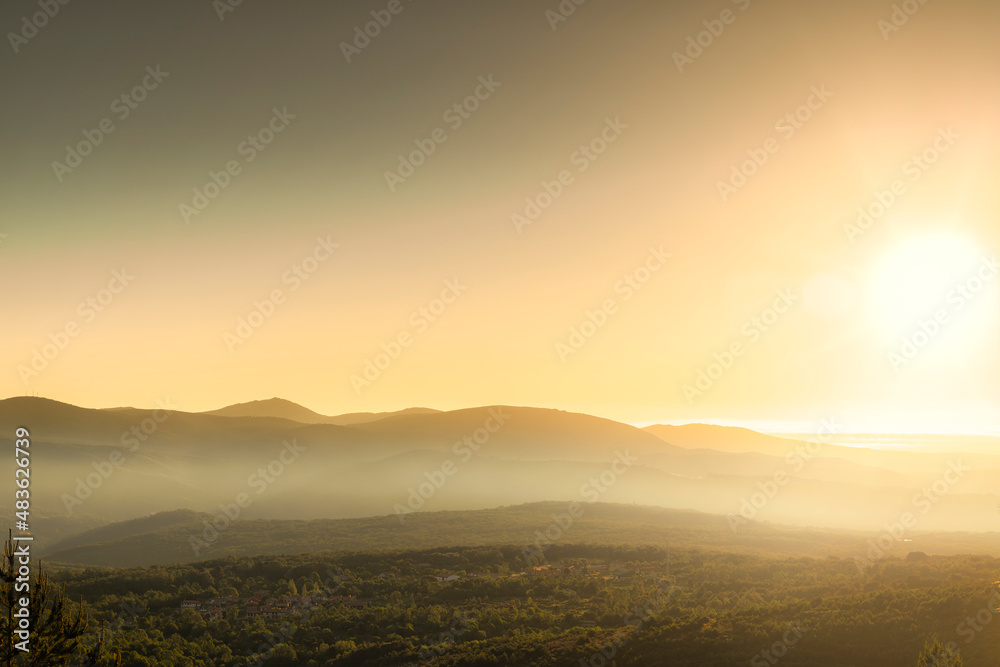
[202,398,440,425]
[40,502,1000,568]
[3,397,1000,546]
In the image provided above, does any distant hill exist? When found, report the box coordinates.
[641,423,972,473]
[644,423,809,456]
[0,397,139,445]
[42,502,1000,568]
[352,406,682,460]
[4,397,1000,540]
[40,508,203,554]
[202,398,440,425]
[202,398,332,423]
[35,502,832,566]
[327,407,441,426]
[0,396,305,447]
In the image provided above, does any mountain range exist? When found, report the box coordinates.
[0,396,997,563]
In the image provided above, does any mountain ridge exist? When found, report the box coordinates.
[201,397,441,425]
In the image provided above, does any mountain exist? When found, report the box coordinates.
[642,422,996,475]
[0,396,306,446]
[1,396,140,445]
[644,423,803,456]
[201,398,333,423]
[351,406,682,460]
[202,398,441,425]
[0,399,680,524]
[327,407,442,426]
[3,397,1000,542]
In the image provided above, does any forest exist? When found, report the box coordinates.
[8,542,993,665]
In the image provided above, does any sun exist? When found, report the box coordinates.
[868,232,984,338]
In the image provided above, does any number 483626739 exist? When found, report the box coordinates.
[14,427,30,529]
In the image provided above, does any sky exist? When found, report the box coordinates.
[1,0,998,433]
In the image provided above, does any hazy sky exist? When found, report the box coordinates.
[2,0,998,432]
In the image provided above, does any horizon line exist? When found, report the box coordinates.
[6,394,998,438]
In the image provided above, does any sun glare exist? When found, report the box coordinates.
[868,232,985,337]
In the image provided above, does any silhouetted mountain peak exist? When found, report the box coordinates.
[204,398,329,423]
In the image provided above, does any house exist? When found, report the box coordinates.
[435,574,460,583]
[180,600,201,610]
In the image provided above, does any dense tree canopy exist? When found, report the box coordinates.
[27,544,1000,665]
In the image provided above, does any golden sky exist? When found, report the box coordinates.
[2,0,998,432]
